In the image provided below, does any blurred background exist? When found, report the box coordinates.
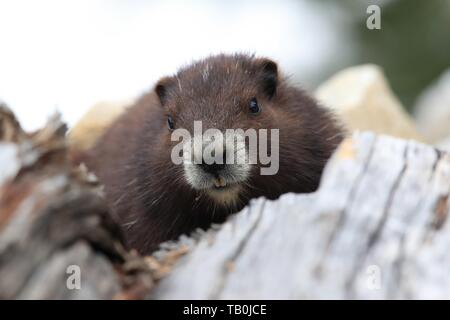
[0,0,449,132]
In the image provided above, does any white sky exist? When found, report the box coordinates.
[0,0,344,131]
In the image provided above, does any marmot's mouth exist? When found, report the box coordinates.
[210,177,240,192]
[207,176,240,191]
[212,183,235,191]
[212,176,227,189]
[213,185,227,190]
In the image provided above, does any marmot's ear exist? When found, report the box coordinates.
[256,58,278,99]
[155,76,176,106]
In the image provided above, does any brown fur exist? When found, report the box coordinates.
[83,54,344,254]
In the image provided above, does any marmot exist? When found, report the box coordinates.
[83,54,344,254]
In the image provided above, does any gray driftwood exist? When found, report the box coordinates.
[0,104,154,299]
[1,102,450,299]
[151,132,450,299]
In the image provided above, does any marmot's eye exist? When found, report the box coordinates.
[167,116,175,130]
[249,98,260,114]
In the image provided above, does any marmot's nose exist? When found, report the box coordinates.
[199,151,227,174]
[200,162,225,174]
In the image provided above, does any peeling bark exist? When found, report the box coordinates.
[0,105,155,299]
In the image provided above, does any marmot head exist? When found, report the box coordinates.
[153,54,281,207]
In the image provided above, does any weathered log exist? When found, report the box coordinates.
[0,106,156,299]
[1,103,449,299]
[151,132,450,299]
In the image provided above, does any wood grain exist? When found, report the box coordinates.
[1,102,449,299]
[151,132,450,299]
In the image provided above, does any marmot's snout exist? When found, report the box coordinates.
[182,131,250,206]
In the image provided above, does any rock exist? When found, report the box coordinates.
[68,100,132,153]
[315,64,425,142]
[414,68,450,144]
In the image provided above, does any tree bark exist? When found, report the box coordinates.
[0,105,154,299]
